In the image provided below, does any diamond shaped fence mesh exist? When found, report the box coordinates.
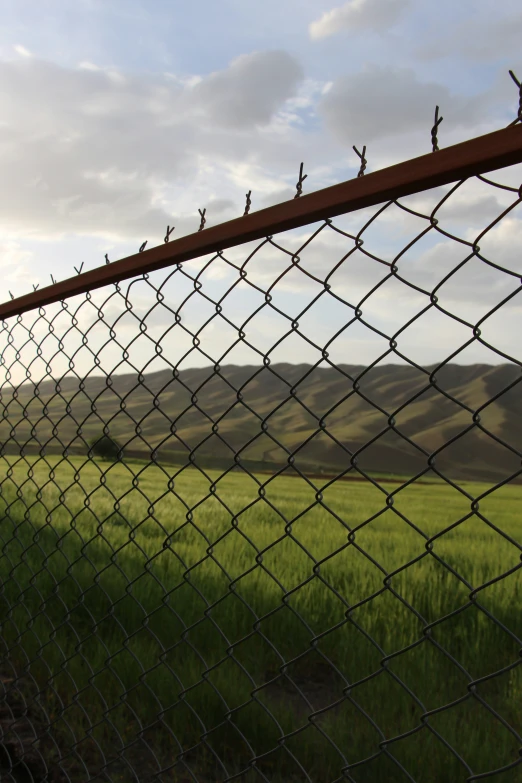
[0,108,521,783]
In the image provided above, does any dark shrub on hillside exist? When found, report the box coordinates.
[89,434,123,462]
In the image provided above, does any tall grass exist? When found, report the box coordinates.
[0,454,521,782]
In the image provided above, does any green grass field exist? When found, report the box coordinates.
[0,454,521,782]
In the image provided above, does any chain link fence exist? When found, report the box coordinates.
[0,89,522,783]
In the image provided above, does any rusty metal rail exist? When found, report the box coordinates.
[1,124,521,321]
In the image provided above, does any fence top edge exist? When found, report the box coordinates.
[1,123,522,322]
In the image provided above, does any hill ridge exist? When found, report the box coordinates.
[1,362,520,482]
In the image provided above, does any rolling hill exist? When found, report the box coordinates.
[0,362,521,482]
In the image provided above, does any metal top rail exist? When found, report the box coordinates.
[0,124,521,321]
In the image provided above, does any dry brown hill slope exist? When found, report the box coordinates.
[1,362,520,482]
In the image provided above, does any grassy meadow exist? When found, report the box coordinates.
[0,454,520,782]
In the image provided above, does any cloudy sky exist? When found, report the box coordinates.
[0,0,521,381]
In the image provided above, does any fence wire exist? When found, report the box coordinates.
[0,108,521,783]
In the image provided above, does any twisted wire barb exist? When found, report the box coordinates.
[243,191,252,217]
[431,105,443,152]
[294,162,307,198]
[353,145,367,177]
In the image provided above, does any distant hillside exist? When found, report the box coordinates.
[0,363,521,482]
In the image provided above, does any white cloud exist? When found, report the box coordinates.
[13,45,32,58]
[223,161,292,195]
[318,64,485,146]
[0,240,33,268]
[309,0,411,40]
[0,51,304,242]
[188,50,304,130]
[0,241,37,285]
[78,61,101,71]
[417,11,522,62]
[163,73,203,89]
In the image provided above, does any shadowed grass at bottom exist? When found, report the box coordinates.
[0,455,520,782]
